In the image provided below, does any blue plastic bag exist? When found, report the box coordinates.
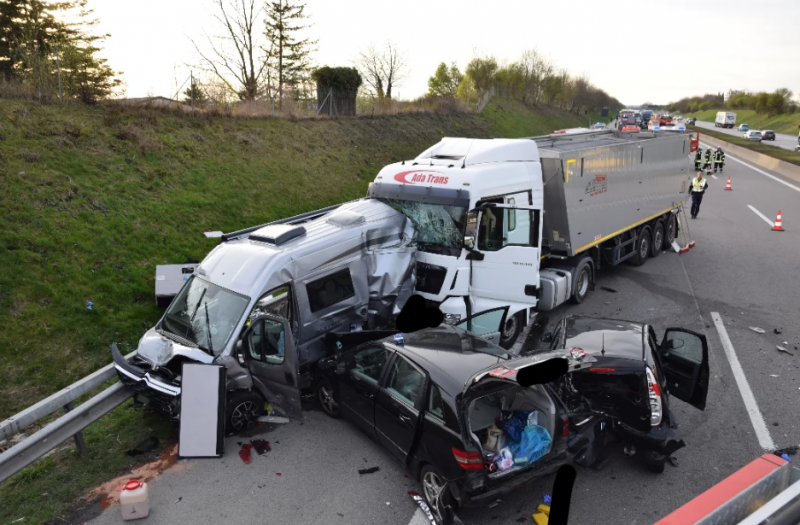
[498,410,537,443]
[513,425,552,466]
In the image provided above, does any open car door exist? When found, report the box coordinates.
[658,328,709,410]
[239,314,302,419]
[455,306,509,345]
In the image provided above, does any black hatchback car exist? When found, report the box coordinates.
[762,130,776,141]
[315,309,710,520]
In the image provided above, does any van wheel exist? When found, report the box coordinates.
[651,221,665,257]
[629,227,651,267]
[226,391,264,434]
[420,464,455,523]
[500,311,524,349]
[571,261,592,304]
[317,377,341,419]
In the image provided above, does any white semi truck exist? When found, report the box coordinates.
[114,129,695,424]
[715,112,737,128]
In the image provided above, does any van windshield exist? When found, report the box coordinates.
[160,276,250,354]
[378,198,467,255]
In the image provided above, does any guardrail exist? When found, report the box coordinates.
[0,350,137,484]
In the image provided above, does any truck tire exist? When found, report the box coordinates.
[650,220,665,257]
[571,260,593,304]
[500,311,524,349]
[629,227,651,267]
[665,215,677,245]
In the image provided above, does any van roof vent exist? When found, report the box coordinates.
[249,224,306,245]
[326,210,366,228]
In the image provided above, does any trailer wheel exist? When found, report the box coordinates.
[665,215,677,245]
[650,221,665,257]
[571,261,592,304]
[500,311,524,349]
[630,227,651,267]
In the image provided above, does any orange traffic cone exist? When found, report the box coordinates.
[773,210,784,231]
[724,177,732,190]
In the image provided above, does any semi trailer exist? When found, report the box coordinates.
[113,129,695,425]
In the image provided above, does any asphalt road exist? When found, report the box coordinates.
[694,119,800,151]
[86,150,800,525]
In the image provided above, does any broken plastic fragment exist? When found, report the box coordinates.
[749,327,766,334]
[776,346,794,355]
[257,415,289,424]
[782,454,792,462]
[543,494,552,504]
[600,286,618,293]
[358,466,380,475]
[238,443,253,464]
[87,301,93,311]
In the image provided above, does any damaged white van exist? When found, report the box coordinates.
[113,199,418,430]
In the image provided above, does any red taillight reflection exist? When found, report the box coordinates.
[589,367,616,373]
[562,417,569,437]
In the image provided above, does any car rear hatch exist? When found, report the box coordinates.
[458,350,596,481]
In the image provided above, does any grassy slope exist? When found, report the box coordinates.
[687,109,800,135]
[690,125,800,167]
[0,96,590,524]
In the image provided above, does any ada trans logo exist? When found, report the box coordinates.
[585,175,607,196]
[393,170,449,185]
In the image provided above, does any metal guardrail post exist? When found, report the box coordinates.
[63,402,88,456]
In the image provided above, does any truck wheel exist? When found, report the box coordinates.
[571,261,592,304]
[500,311,524,349]
[650,221,665,257]
[630,227,651,267]
[665,215,677,245]
[226,390,264,434]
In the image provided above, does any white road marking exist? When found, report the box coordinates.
[711,312,776,451]
[699,142,800,193]
[747,205,775,227]
[711,174,718,179]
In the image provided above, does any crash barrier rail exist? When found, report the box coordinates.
[0,350,137,484]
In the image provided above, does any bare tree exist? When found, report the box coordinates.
[356,43,408,100]
[192,0,271,101]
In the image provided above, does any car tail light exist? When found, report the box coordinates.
[561,417,569,437]
[646,366,663,426]
[452,447,484,470]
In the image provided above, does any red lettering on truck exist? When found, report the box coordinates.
[393,171,449,185]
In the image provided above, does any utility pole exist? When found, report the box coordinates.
[55,44,62,100]
[190,71,194,113]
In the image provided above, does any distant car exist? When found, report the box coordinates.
[738,124,749,132]
[743,130,762,141]
[761,130,776,141]
[675,116,684,122]
[686,118,697,125]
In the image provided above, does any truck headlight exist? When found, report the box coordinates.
[443,313,462,325]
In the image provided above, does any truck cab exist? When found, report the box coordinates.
[367,138,545,348]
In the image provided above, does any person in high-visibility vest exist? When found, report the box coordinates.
[714,147,726,173]
[688,171,709,219]
[694,148,704,171]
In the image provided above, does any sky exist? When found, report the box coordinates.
[90,0,800,106]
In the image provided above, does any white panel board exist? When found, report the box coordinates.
[179,363,225,458]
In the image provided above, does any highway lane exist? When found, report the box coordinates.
[85,146,800,525]
[694,119,799,151]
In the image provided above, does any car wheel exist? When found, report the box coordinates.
[420,464,455,523]
[226,390,264,434]
[629,227,651,267]
[316,377,341,419]
[650,221,665,257]
[571,261,592,304]
[500,311,524,349]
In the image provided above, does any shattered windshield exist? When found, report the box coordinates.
[379,198,466,253]
[160,276,250,354]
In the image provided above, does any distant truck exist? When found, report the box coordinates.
[640,110,654,129]
[715,112,737,128]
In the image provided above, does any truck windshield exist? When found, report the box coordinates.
[160,276,250,354]
[378,198,467,254]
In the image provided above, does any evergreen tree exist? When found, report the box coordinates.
[183,78,208,107]
[264,0,317,109]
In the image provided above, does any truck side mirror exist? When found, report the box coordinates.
[464,235,475,250]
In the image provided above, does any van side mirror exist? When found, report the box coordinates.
[541,332,554,343]
[464,236,475,250]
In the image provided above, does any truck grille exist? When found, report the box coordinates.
[415,262,448,295]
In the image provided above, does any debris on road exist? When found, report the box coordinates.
[489,499,501,509]
[126,435,160,457]
[238,443,253,464]
[600,286,618,293]
[358,466,380,475]
[251,439,271,455]
[770,375,779,378]
[781,454,792,463]
[174,497,182,504]
[408,492,437,525]
[774,445,799,457]
[774,328,782,334]
[258,415,290,425]
[275,472,282,476]
[669,455,679,467]
[776,346,794,356]
[749,327,766,334]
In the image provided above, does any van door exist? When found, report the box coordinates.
[657,328,710,410]
[469,203,543,307]
[240,314,302,419]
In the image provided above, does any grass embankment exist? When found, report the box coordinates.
[0,96,587,524]
[691,125,800,167]
[687,109,800,136]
